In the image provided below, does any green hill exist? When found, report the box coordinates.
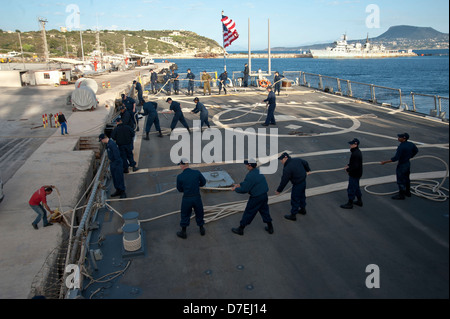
[0,29,223,58]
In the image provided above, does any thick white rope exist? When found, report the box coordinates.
[103,155,448,225]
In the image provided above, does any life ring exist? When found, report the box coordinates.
[259,79,271,88]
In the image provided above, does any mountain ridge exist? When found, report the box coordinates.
[0,29,223,58]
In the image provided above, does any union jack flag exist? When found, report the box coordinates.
[222,14,239,48]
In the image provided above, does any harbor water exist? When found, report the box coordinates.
[159,51,449,118]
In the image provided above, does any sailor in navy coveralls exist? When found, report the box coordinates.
[121,93,138,131]
[340,138,363,209]
[150,69,158,94]
[381,133,419,200]
[191,97,210,130]
[273,71,283,96]
[99,134,126,198]
[111,118,139,174]
[176,158,206,239]
[171,69,180,94]
[133,80,145,106]
[231,159,274,235]
[166,98,190,134]
[262,86,276,126]
[276,152,311,221]
[140,101,163,140]
[186,69,195,96]
[218,71,228,95]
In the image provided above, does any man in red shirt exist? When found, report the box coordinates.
[29,185,55,229]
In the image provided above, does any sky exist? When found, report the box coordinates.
[2,0,449,50]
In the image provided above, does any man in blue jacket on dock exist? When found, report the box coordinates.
[381,133,419,200]
[276,152,311,221]
[231,159,274,236]
[262,86,276,126]
[176,158,207,239]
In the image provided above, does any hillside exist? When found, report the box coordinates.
[271,25,449,51]
[375,25,447,40]
[0,29,223,58]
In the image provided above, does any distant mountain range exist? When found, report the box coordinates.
[271,25,449,51]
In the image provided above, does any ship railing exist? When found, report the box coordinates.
[410,92,449,119]
[144,71,220,92]
[282,71,448,120]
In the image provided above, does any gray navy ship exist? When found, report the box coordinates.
[310,34,417,59]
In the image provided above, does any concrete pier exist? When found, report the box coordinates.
[0,65,159,298]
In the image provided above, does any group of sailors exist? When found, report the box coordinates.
[98,83,214,199]
[99,74,419,240]
[145,64,286,97]
[174,132,419,239]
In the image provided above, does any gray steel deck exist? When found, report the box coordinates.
[85,86,449,299]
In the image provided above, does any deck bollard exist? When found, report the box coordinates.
[123,211,139,226]
[122,223,142,252]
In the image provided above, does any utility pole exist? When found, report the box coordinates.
[96,31,101,52]
[64,35,69,58]
[17,32,25,70]
[38,18,49,62]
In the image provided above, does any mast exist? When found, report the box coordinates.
[268,18,271,76]
[248,18,251,76]
[222,10,227,71]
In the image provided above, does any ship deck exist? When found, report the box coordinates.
[82,86,448,300]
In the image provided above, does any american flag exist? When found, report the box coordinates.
[222,14,239,48]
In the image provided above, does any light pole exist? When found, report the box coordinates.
[78,11,84,61]
[17,31,26,70]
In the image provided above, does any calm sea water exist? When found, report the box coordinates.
[166,54,449,98]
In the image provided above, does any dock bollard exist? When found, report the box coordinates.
[122,223,142,252]
[123,211,140,226]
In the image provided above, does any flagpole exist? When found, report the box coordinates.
[222,10,227,72]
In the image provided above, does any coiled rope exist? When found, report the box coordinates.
[217,103,267,123]
[364,155,449,202]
